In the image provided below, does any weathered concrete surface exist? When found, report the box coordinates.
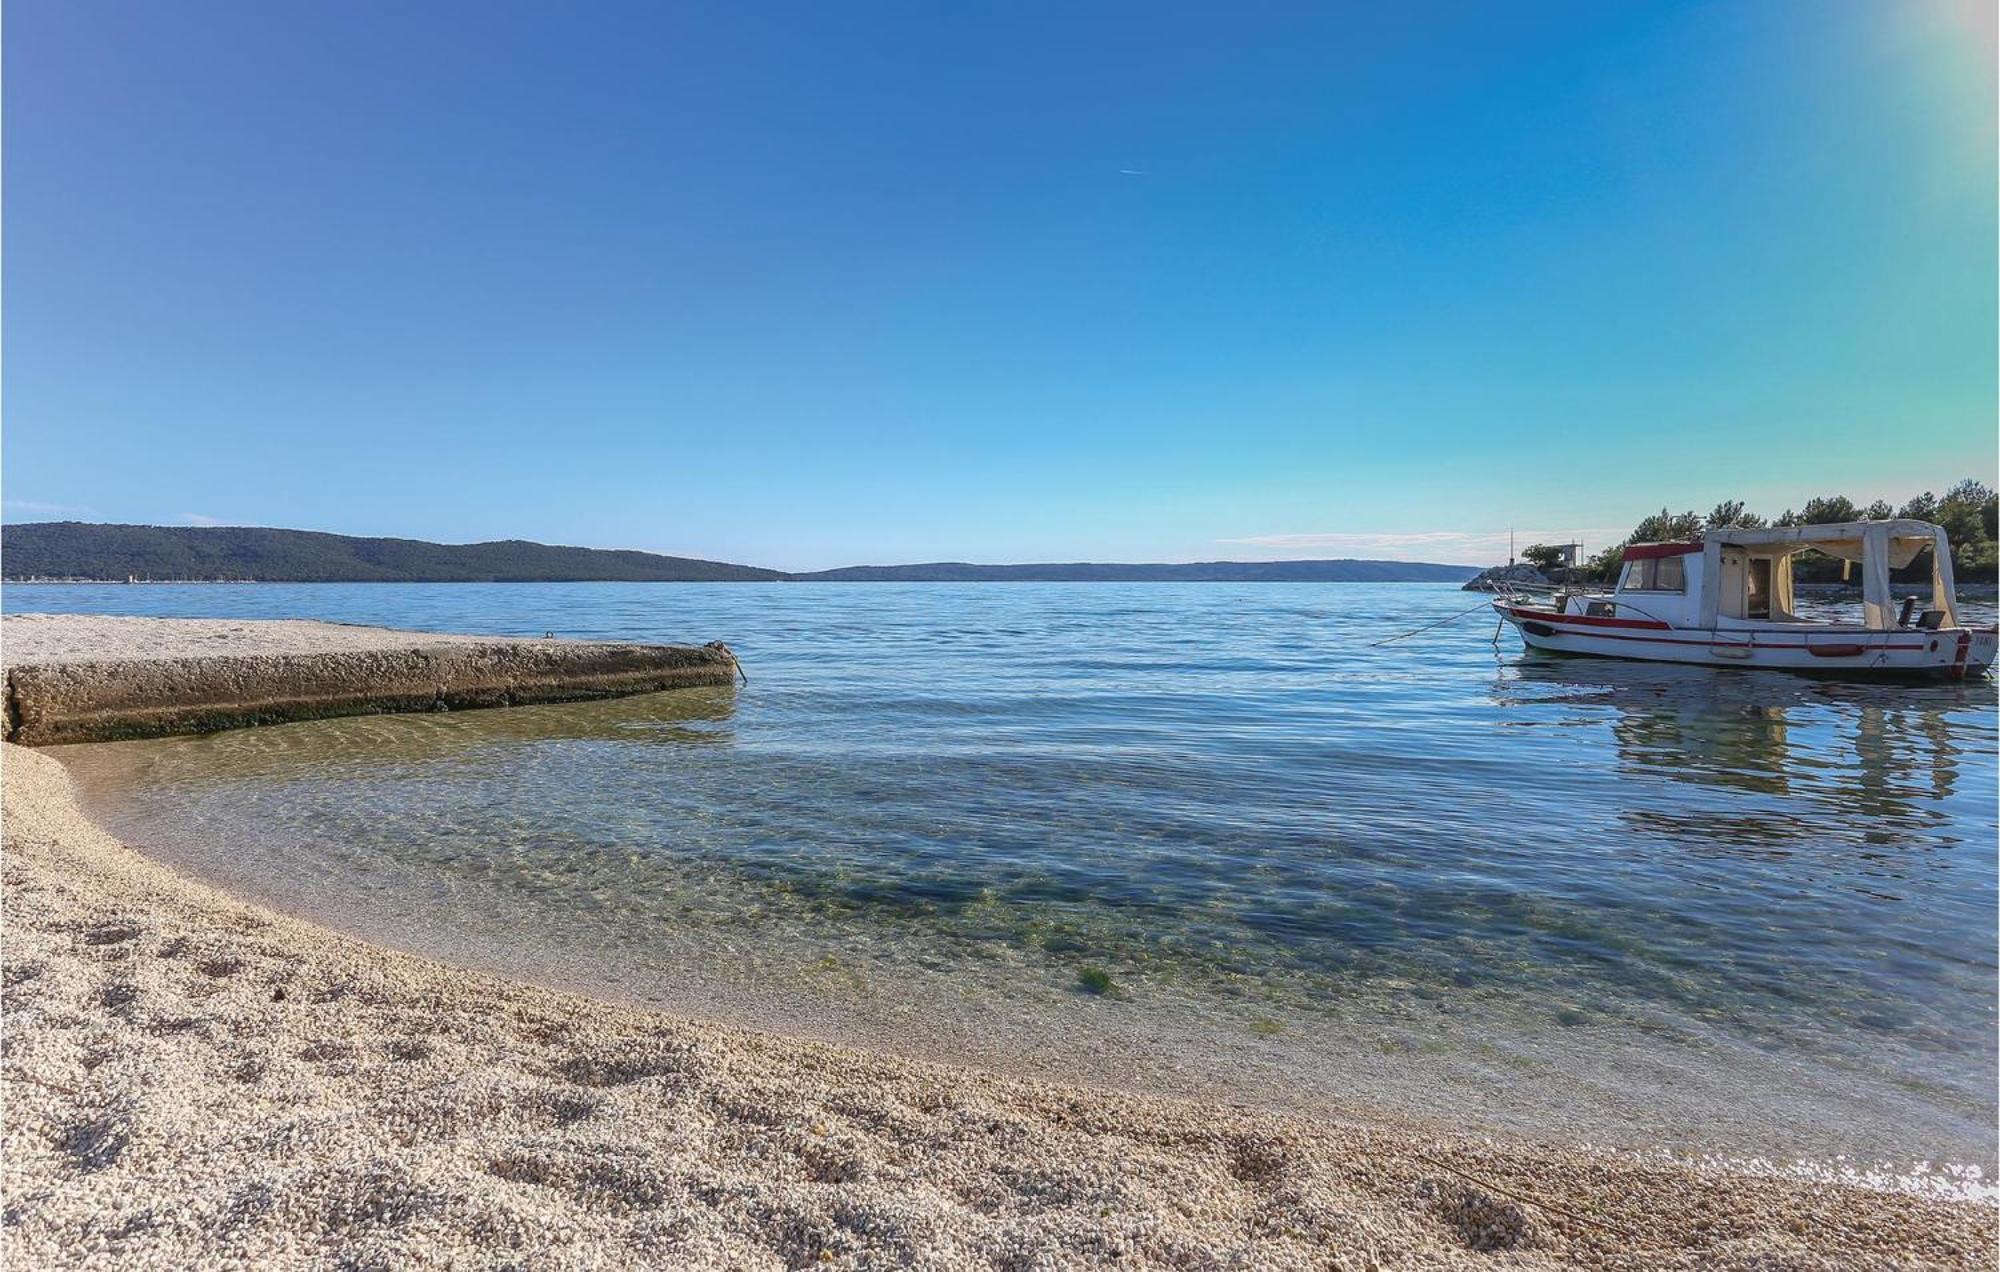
[2,615,738,744]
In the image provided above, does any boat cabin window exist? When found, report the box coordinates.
[1619,555,1686,592]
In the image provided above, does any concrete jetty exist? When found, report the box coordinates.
[1,614,739,744]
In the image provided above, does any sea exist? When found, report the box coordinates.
[11,581,1996,1194]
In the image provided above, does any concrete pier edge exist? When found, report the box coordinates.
[4,638,741,745]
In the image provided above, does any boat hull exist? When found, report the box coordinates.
[1494,603,1997,679]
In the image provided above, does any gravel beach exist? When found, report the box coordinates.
[4,741,1993,1268]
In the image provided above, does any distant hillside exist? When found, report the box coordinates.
[1,523,785,583]
[2,523,1478,584]
[792,560,1478,582]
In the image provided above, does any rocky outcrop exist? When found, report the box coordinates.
[4,637,739,745]
[1460,564,1552,592]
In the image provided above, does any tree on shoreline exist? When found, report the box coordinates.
[1582,480,1999,584]
[1706,501,1764,530]
[1520,543,1568,572]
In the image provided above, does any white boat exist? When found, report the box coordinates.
[1493,519,1997,679]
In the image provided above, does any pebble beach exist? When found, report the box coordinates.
[4,737,1994,1268]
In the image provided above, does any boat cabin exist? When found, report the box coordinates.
[1604,519,1960,631]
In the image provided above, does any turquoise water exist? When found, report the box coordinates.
[14,582,1998,1179]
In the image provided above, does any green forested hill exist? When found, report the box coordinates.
[1,523,786,582]
[2,522,1480,583]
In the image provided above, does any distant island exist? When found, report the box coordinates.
[2,523,785,583]
[796,560,1476,582]
[1,522,1476,584]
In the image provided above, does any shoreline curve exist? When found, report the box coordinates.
[4,741,1993,1268]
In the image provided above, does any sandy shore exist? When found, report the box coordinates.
[3,743,1992,1268]
[0,614,509,667]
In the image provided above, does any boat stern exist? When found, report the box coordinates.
[1955,628,1998,678]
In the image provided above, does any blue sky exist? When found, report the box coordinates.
[5,1,1994,568]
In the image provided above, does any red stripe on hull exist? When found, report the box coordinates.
[1503,606,1668,631]
[1498,604,1951,657]
[1523,626,1928,653]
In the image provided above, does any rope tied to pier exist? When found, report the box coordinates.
[706,641,747,684]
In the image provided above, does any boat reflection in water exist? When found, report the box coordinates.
[1494,655,1978,848]
[1486,645,1997,1077]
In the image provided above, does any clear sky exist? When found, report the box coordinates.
[5,1,1994,568]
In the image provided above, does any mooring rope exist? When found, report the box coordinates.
[1368,599,1503,647]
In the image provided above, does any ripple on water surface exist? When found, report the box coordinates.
[19,581,1998,1187]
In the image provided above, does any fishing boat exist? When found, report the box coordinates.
[1492,519,1997,678]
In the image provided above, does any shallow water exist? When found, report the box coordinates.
[14,581,1997,1183]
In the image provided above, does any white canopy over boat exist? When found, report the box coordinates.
[1693,519,1957,631]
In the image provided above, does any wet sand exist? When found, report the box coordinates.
[4,742,1992,1268]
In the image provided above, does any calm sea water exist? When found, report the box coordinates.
[13,582,1998,1182]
